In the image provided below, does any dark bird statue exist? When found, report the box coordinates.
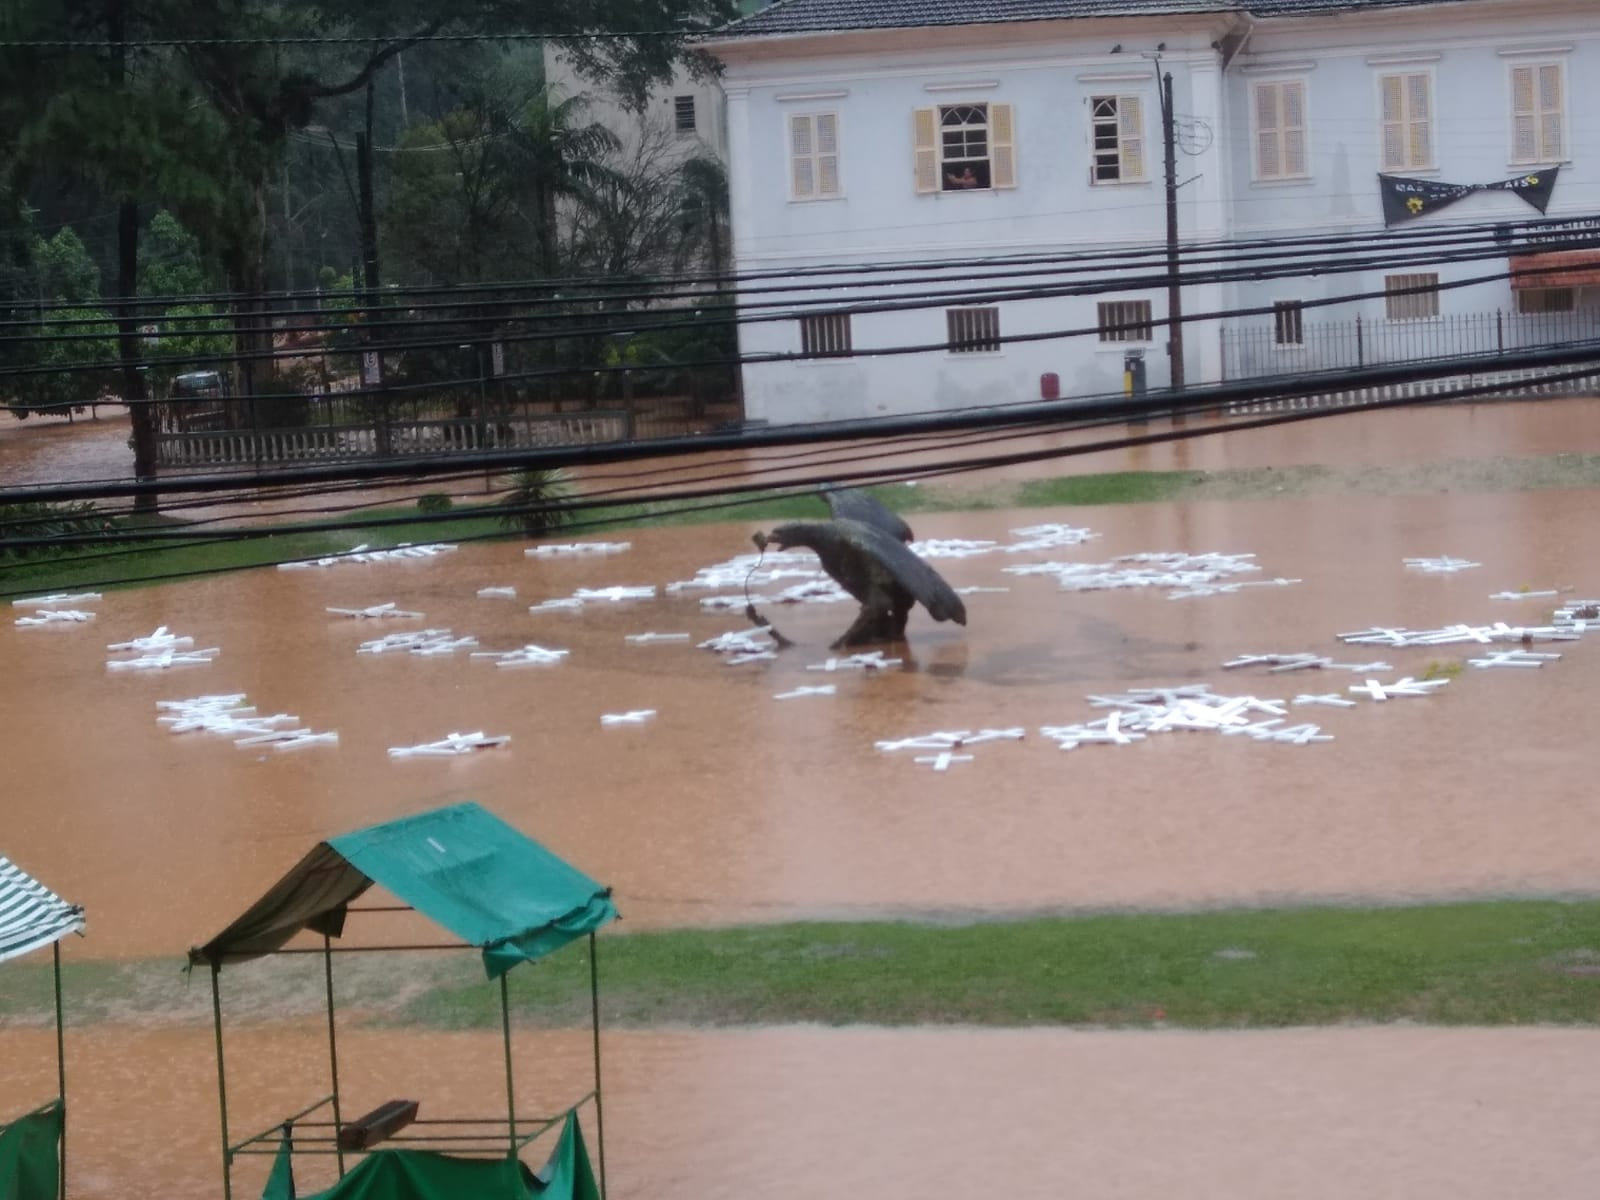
[751,488,966,648]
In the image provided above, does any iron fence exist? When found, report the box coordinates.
[1221,309,1600,379]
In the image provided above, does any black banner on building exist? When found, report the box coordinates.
[1379,167,1560,226]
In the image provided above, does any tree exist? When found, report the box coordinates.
[514,90,621,278]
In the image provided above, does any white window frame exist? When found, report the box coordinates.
[1096,300,1154,343]
[1378,70,1434,172]
[799,311,853,357]
[789,112,843,202]
[1384,272,1441,321]
[1509,61,1565,165]
[913,103,1017,193]
[946,306,1001,354]
[1089,94,1146,185]
[1252,79,1309,182]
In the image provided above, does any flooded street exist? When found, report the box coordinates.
[5,487,1600,953]
[7,398,1600,1197]
[8,1023,1600,1199]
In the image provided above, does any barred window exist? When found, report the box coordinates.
[1273,300,1305,345]
[800,312,852,357]
[1515,287,1575,315]
[1096,300,1153,342]
[947,306,1001,353]
[674,94,697,134]
[1384,273,1440,320]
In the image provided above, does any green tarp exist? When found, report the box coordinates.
[261,1111,600,1200]
[0,1100,63,1200]
[189,803,617,978]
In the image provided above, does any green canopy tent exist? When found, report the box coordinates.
[0,853,86,1200]
[187,803,618,1200]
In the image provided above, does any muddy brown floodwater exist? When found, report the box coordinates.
[8,1023,1600,1200]
[7,399,1600,1198]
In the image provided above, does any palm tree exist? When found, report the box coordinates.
[675,154,730,284]
[514,91,621,278]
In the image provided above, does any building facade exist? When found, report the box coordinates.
[706,0,1600,424]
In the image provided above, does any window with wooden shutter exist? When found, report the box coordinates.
[947,306,1001,352]
[1510,62,1564,164]
[914,102,1015,193]
[791,112,842,201]
[914,107,939,193]
[1091,95,1145,183]
[1379,71,1432,171]
[1384,272,1440,320]
[990,103,1017,189]
[800,312,853,356]
[1253,80,1308,181]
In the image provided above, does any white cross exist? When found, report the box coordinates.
[775,685,837,700]
[1348,676,1450,700]
[1293,693,1358,708]
[11,592,101,607]
[16,610,96,626]
[1468,650,1561,668]
[876,731,972,752]
[476,586,517,599]
[913,751,974,771]
[530,598,587,613]
[1490,589,1558,600]
[574,585,656,602]
[626,632,692,644]
[601,709,656,726]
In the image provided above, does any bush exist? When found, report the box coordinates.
[417,493,454,514]
[497,469,576,538]
[0,501,103,559]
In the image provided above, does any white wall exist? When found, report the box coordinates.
[712,2,1600,425]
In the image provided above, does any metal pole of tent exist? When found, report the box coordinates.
[500,973,517,1154]
[211,963,233,1200]
[589,931,607,1200]
[324,934,346,1177]
[53,941,65,1200]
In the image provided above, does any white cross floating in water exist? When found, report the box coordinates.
[1348,676,1450,701]
[327,602,424,619]
[11,591,102,608]
[726,650,778,665]
[1404,556,1481,573]
[601,709,656,726]
[913,751,975,771]
[476,586,517,599]
[16,610,95,626]
[1467,650,1562,668]
[876,731,971,752]
[1293,693,1359,708]
[1323,661,1395,673]
[573,585,657,602]
[774,685,836,700]
[473,644,569,667]
[529,598,587,613]
[1490,589,1559,601]
[388,731,510,758]
[526,541,631,557]
[807,652,903,672]
[626,632,692,644]
[959,728,1027,746]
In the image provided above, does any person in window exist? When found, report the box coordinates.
[944,166,979,189]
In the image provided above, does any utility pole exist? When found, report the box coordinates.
[1161,71,1185,393]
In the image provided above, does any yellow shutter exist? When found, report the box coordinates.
[913,107,939,193]
[1255,83,1281,178]
[816,113,841,195]
[1380,75,1404,169]
[990,102,1016,188]
[790,114,815,198]
[1538,63,1563,160]
[1283,81,1306,177]
[1119,95,1144,180]
[1406,73,1431,167]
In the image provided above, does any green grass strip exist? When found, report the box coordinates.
[7,901,1599,1031]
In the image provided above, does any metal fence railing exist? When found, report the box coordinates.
[1220,309,1600,379]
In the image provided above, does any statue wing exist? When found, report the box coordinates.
[837,520,967,625]
[822,486,915,544]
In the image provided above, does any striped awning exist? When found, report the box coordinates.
[0,855,85,964]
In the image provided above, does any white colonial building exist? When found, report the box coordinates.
[705,0,1600,424]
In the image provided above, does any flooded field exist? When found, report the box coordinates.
[8,1023,1600,1200]
[7,398,1600,1198]
[5,485,1600,954]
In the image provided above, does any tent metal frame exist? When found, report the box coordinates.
[205,905,607,1200]
[1,933,74,1200]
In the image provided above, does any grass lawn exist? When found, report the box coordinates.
[4,900,1599,1031]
